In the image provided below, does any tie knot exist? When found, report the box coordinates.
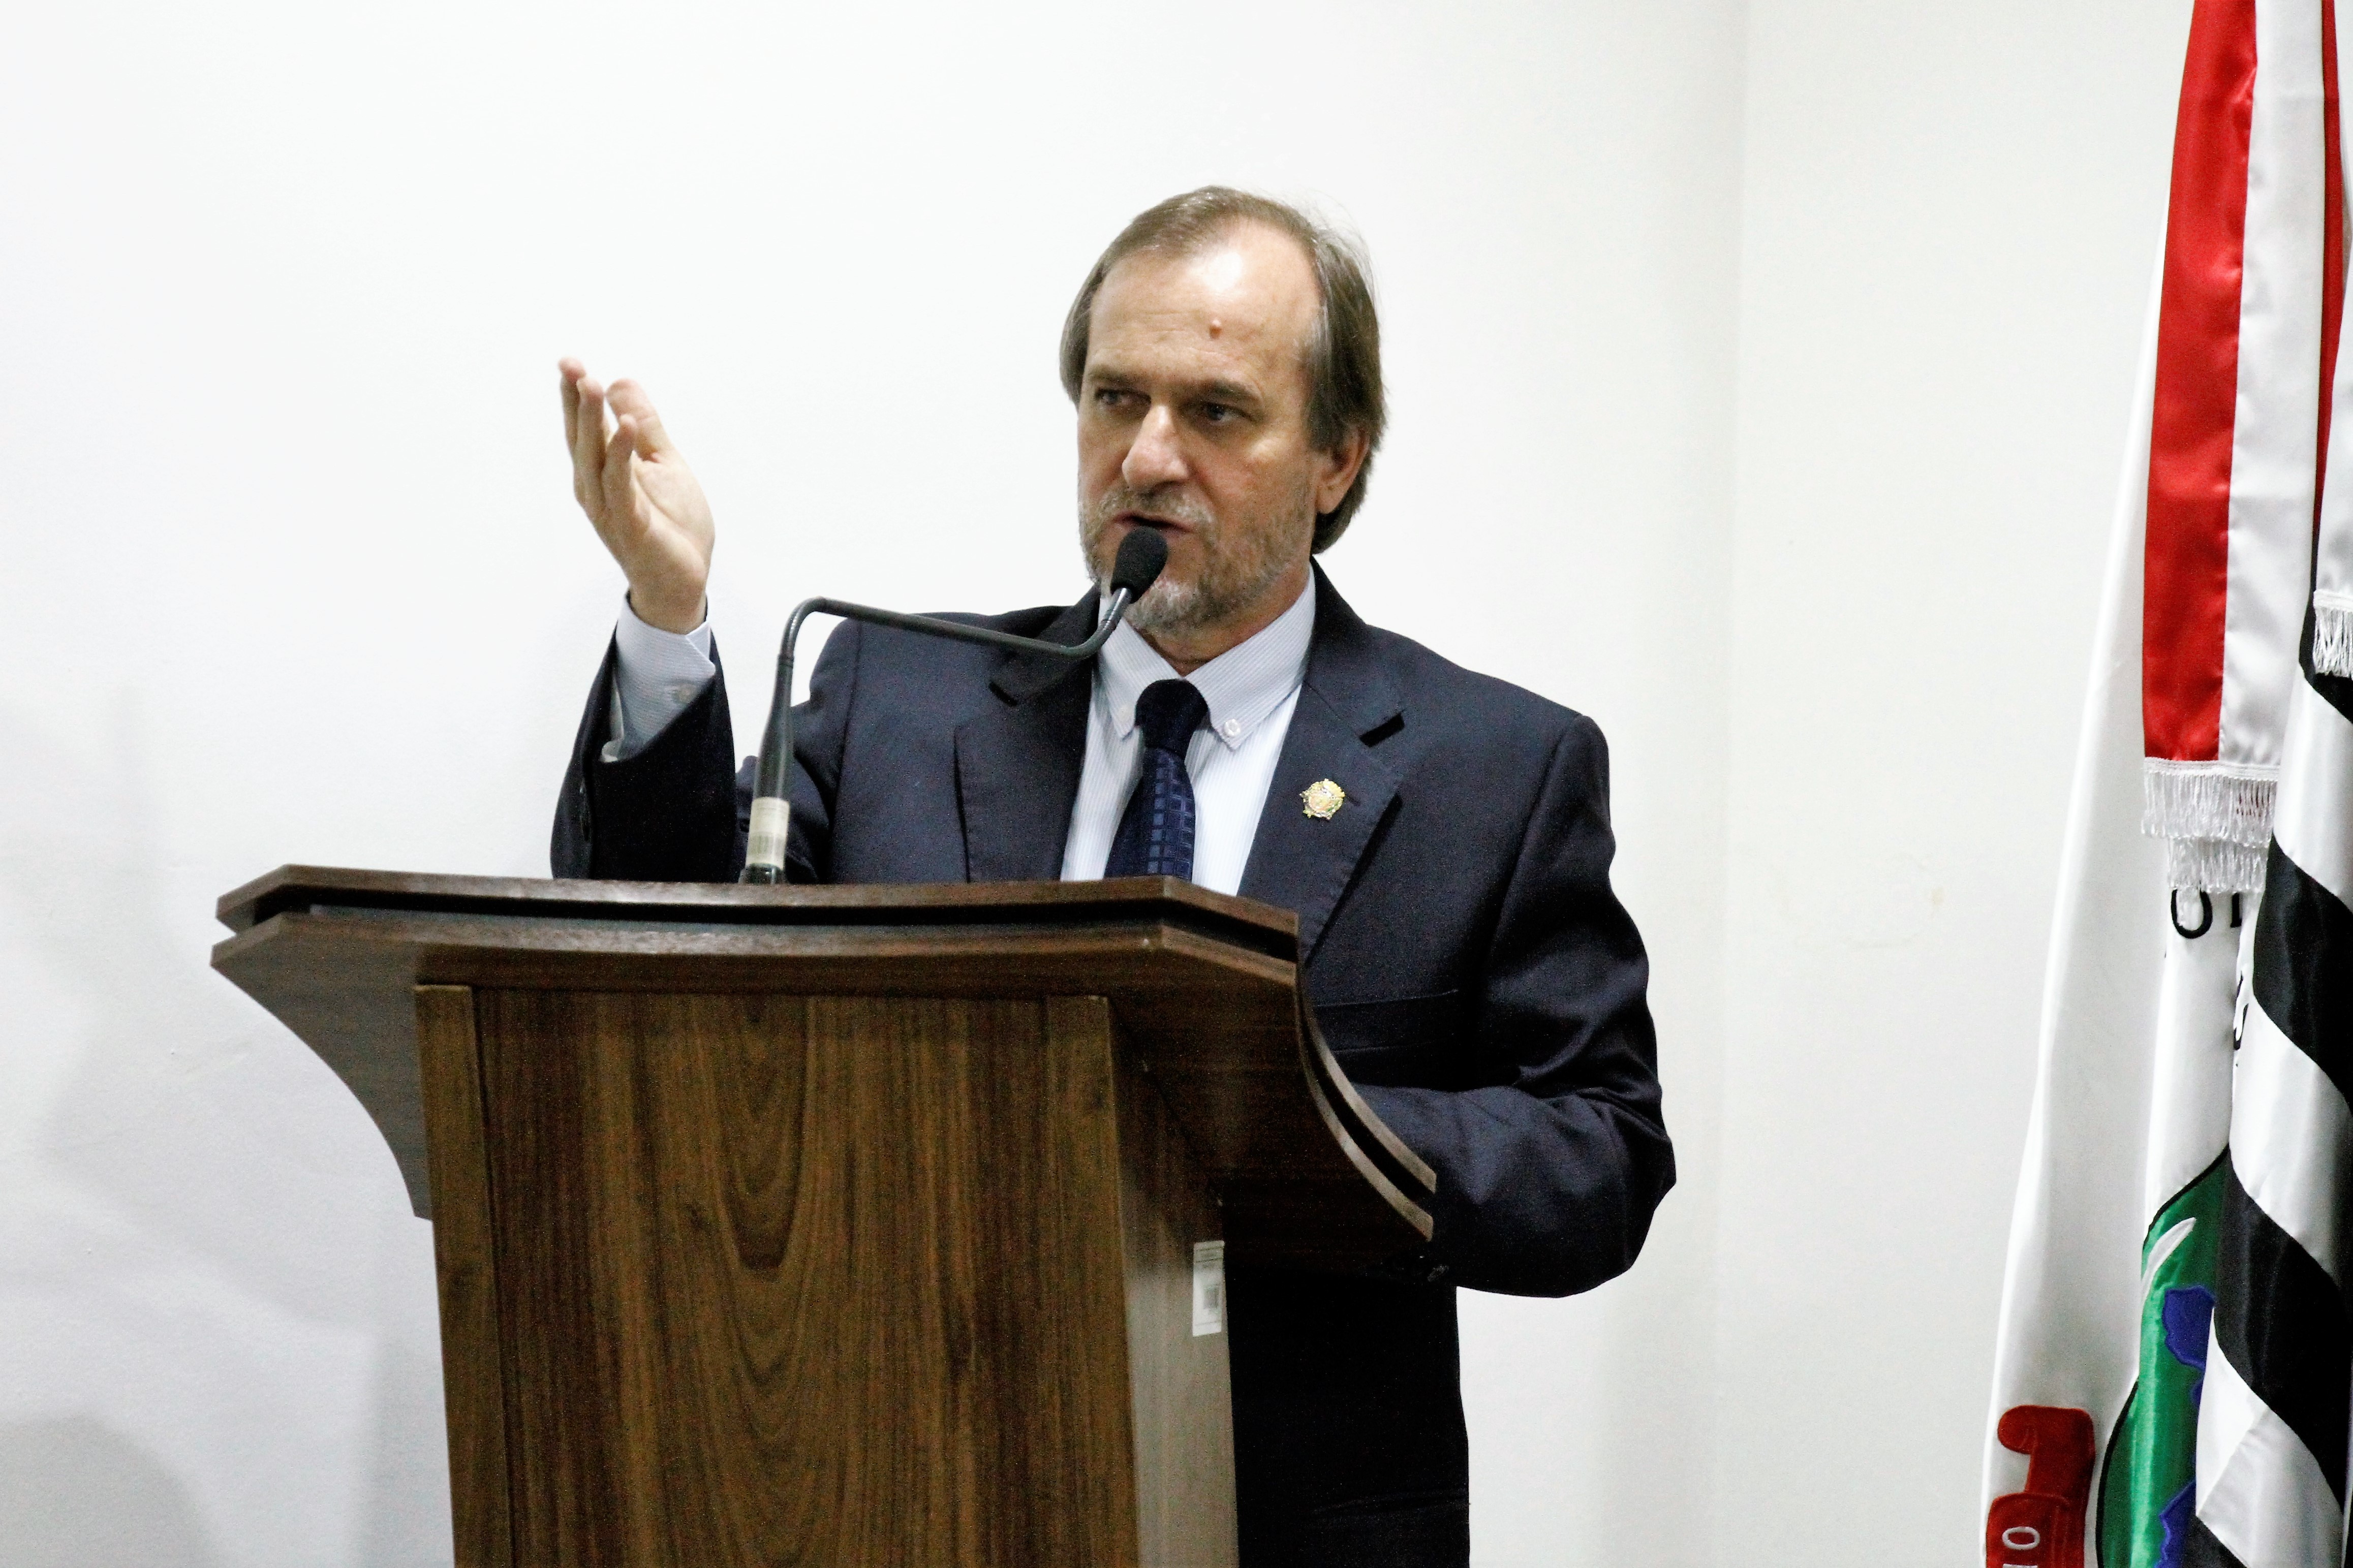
[1134,679,1209,755]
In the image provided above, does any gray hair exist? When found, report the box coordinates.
[1058,187,1386,552]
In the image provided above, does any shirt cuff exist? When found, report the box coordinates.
[604,595,716,761]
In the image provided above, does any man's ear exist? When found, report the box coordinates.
[1313,428,1370,517]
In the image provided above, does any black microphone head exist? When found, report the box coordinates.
[1110,526,1169,601]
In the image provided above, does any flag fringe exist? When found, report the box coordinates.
[2314,590,2353,678]
[2163,834,2270,894]
[2141,760,2278,847]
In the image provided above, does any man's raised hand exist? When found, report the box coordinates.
[560,358,715,634]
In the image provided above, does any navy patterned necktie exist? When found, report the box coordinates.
[1104,679,1211,880]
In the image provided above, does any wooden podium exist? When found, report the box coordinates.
[211,868,1435,1568]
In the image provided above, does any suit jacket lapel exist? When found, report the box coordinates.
[1240,570,1403,961]
[953,592,1098,882]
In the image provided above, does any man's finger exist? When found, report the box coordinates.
[602,413,641,531]
[606,379,676,458]
[559,359,584,453]
[572,377,610,515]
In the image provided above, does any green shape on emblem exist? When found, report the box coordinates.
[2095,1156,2224,1568]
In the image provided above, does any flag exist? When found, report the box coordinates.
[2142,0,2336,896]
[2179,201,2353,1568]
[1985,2,2345,1564]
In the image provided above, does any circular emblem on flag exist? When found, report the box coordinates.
[1299,779,1345,820]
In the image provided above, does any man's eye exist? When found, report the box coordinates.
[1199,403,1235,423]
[1093,388,1138,410]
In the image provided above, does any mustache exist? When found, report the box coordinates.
[1086,485,1216,530]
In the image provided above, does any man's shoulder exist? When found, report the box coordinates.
[1344,610,1602,754]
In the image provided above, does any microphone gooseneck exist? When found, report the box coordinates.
[739,527,1170,883]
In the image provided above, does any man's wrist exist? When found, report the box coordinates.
[626,587,708,636]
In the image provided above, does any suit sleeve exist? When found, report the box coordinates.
[1352,715,1674,1298]
[550,624,859,884]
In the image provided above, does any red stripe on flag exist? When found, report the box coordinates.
[2146,0,2258,764]
[2318,0,2345,530]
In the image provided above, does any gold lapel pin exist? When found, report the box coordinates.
[1300,779,1345,820]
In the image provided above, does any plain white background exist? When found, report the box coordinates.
[0,2,2193,1562]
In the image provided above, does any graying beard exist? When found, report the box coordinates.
[1079,484,1304,638]
[1122,577,1209,635]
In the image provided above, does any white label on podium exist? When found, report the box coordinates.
[1191,1240,1226,1336]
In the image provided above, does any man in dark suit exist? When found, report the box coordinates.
[552,187,1673,1566]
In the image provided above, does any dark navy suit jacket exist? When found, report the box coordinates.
[552,567,1673,1567]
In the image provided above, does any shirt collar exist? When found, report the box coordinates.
[1098,575,1317,750]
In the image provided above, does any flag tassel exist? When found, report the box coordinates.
[2142,760,2279,891]
[2312,590,2353,676]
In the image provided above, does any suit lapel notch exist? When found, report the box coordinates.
[956,592,1097,882]
[990,593,1100,704]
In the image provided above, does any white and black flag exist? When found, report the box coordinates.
[2186,587,2353,1565]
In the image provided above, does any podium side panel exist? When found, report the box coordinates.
[1069,998,1239,1568]
[413,986,513,1568]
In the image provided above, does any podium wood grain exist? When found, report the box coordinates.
[417,984,1232,1567]
[415,987,512,1568]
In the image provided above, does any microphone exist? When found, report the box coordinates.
[739,527,1170,883]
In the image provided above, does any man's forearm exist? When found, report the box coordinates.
[1354,1077,1672,1297]
[555,628,744,884]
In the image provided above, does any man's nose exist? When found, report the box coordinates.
[1122,404,1188,491]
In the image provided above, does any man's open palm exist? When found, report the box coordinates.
[561,359,714,633]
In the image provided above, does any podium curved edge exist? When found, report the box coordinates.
[1293,1037,1433,1247]
[1297,997,1438,1200]
[210,919,435,1218]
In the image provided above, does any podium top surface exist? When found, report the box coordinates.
[218,865,1298,957]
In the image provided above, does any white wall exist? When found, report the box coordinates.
[1713,6,2189,1561]
[0,2,2188,1563]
